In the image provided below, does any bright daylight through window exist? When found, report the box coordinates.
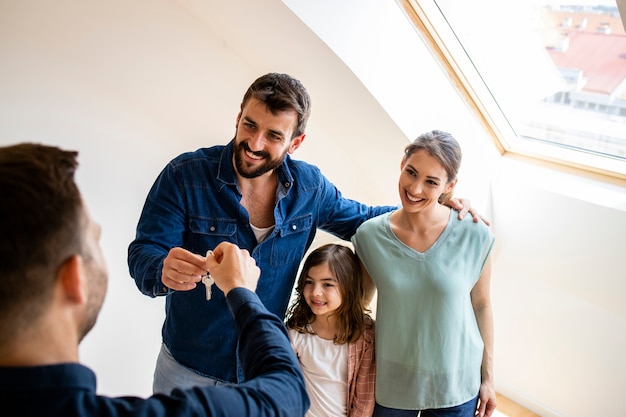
[412,0,626,177]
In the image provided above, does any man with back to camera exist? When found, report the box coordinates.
[128,72,484,393]
[0,143,309,416]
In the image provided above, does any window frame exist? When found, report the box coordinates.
[399,0,626,182]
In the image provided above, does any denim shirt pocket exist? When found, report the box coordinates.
[188,216,238,253]
[270,214,313,266]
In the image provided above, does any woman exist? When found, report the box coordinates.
[352,130,496,417]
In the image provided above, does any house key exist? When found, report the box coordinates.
[201,272,214,300]
[202,249,215,300]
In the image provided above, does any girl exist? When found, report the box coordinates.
[352,130,497,417]
[286,243,376,417]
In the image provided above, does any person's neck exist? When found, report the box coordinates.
[237,170,279,228]
[395,204,450,234]
[236,169,277,193]
[0,316,79,367]
[310,315,339,341]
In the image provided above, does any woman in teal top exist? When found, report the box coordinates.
[352,130,497,417]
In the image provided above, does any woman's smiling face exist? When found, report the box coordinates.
[398,149,455,213]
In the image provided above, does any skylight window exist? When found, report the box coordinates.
[402,0,626,179]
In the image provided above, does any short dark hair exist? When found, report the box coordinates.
[0,143,84,338]
[240,73,312,138]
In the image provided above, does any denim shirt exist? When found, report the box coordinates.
[0,288,309,417]
[128,141,394,382]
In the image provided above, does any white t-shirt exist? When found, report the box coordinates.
[250,223,274,243]
[289,328,348,417]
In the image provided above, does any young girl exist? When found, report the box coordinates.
[286,243,376,417]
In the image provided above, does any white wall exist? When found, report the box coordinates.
[0,0,407,397]
[0,0,254,396]
[489,158,626,417]
[1,1,625,416]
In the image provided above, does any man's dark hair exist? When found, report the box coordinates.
[241,73,312,138]
[0,143,84,339]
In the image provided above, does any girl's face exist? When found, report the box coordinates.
[302,262,343,320]
[398,149,456,213]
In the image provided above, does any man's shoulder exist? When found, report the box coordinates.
[174,145,224,161]
[283,157,325,187]
[166,145,226,172]
[285,157,321,174]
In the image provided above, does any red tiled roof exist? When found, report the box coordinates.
[549,11,625,36]
[547,32,626,94]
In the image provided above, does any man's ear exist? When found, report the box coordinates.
[57,255,87,304]
[288,134,306,154]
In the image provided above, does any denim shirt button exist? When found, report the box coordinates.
[291,224,297,230]
[284,182,291,188]
[210,225,216,232]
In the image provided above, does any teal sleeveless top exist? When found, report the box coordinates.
[352,210,494,409]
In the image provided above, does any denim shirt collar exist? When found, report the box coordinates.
[216,140,238,186]
[217,140,294,200]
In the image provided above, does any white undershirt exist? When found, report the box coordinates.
[250,223,275,243]
[288,328,348,417]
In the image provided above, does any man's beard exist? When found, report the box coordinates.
[234,140,287,179]
[78,261,108,342]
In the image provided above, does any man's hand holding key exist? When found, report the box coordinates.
[205,242,259,296]
[161,247,206,291]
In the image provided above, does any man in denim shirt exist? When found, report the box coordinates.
[128,73,476,393]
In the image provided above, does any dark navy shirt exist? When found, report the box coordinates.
[0,288,309,417]
[128,141,394,382]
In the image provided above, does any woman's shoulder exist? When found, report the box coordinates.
[453,211,494,238]
[356,211,391,236]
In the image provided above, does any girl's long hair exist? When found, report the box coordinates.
[286,244,371,344]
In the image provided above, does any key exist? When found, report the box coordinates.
[202,273,214,300]
[202,249,215,300]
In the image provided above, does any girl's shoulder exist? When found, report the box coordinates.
[288,325,318,348]
[361,314,376,341]
[287,322,315,334]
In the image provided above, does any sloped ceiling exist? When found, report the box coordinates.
[618,0,626,32]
